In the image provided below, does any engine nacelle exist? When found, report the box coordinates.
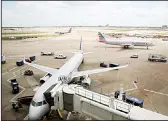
[40,73,52,85]
[81,75,91,88]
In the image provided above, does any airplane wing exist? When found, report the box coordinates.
[71,65,128,78]
[23,59,58,74]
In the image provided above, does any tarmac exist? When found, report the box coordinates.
[2,27,168,120]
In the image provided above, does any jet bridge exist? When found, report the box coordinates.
[50,84,168,120]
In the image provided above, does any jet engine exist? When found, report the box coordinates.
[81,75,91,88]
[40,73,52,85]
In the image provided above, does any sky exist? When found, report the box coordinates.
[2,1,168,27]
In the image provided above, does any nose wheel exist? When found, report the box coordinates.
[82,59,84,63]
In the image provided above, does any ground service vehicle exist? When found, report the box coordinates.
[16,60,24,66]
[130,54,138,58]
[24,70,34,76]
[109,63,120,70]
[41,52,54,56]
[29,56,36,61]
[25,58,32,63]
[10,79,20,94]
[100,62,108,67]
[148,54,167,62]
[2,54,6,64]
[114,90,144,108]
[162,38,168,41]
[125,96,144,108]
[55,54,67,59]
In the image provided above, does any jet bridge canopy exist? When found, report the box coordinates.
[43,84,58,107]
[52,84,168,120]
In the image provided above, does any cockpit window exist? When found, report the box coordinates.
[31,100,44,107]
[31,100,36,106]
[36,101,43,106]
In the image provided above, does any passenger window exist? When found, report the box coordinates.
[36,101,42,106]
[43,100,47,105]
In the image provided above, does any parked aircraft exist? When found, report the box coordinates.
[55,28,72,35]
[98,32,155,49]
[24,37,128,120]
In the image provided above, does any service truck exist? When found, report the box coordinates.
[148,54,167,62]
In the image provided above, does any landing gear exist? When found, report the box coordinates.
[147,46,148,49]
[131,46,134,49]
[82,59,84,63]
[124,46,129,49]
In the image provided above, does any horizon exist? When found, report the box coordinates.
[2,26,164,28]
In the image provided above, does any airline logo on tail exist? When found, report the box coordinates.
[98,32,106,43]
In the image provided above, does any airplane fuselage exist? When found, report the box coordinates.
[104,38,155,47]
[28,51,83,120]
[98,32,155,49]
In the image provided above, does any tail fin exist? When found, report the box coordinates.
[79,37,82,50]
[68,28,72,33]
[98,32,106,43]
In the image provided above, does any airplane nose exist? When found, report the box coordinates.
[28,105,48,120]
[28,113,38,120]
[28,106,40,120]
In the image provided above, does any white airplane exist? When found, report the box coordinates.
[23,37,128,120]
[98,32,155,49]
[55,28,72,35]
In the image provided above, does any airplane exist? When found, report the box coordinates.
[98,32,155,49]
[55,28,72,35]
[23,37,128,120]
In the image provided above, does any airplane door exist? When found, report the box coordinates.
[54,92,59,109]
[67,72,72,82]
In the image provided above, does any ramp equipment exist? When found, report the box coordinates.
[2,54,6,64]
[11,95,33,111]
[16,60,24,66]
[29,56,36,61]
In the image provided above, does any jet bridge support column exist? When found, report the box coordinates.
[62,85,74,111]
